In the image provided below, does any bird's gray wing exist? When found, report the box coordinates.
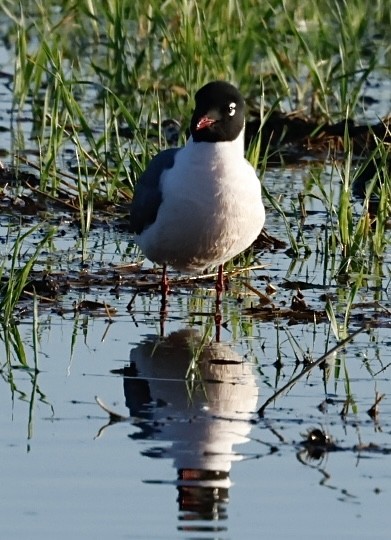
[129,148,180,234]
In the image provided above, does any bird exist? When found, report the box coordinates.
[129,80,265,307]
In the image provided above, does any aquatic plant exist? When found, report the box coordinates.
[0,0,389,414]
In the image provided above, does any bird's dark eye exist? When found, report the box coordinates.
[228,102,236,117]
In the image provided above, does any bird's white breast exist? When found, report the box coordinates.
[136,133,265,272]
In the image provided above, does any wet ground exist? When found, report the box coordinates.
[2,164,391,539]
[1,41,391,540]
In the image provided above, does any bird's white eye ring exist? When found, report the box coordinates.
[228,102,236,116]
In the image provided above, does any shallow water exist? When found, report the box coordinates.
[1,215,391,539]
[1,27,391,540]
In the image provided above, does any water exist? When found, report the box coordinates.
[1,291,391,539]
[1,29,391,540]
[1,216,390,539]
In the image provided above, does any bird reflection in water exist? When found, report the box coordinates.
[111,328,259,528]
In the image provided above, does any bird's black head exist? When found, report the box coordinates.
[190,81,245,143]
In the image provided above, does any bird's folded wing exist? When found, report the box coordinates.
[129,148,180,234]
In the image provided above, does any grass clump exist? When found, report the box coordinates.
[0,0,389,335]
[4,0,390,156]
[0,223,55,326]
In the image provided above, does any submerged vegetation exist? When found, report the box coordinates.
[1,5,391,536]
[0,0,390,387]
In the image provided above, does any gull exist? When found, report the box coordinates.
[130,81,265,307]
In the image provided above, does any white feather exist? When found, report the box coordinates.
[136,129,265,272]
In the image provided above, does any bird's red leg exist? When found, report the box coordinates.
[161,264,169,298]
[215,264,224,306]
[159,264,169,336]
[214,264,224,342]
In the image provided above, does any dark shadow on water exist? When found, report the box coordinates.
[111,327,259,531]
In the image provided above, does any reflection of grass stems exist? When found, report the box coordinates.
[343,268,364,330]
[343,359,357,414]
[284,328,308,364]
[1,323,28,367]
[185,319,213,384]
[68,315,80,372]
[326,269,364,341]
[258,325,367,417]
[32,294,39,371]
[27,370,38,443]
[326,298,339,340]
[1,317,53,443]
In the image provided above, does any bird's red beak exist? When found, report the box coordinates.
[196,116,216,130]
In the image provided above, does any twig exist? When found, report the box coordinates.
[257,325,368,417]
[170,264,268,285]
[95,396,128,421]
